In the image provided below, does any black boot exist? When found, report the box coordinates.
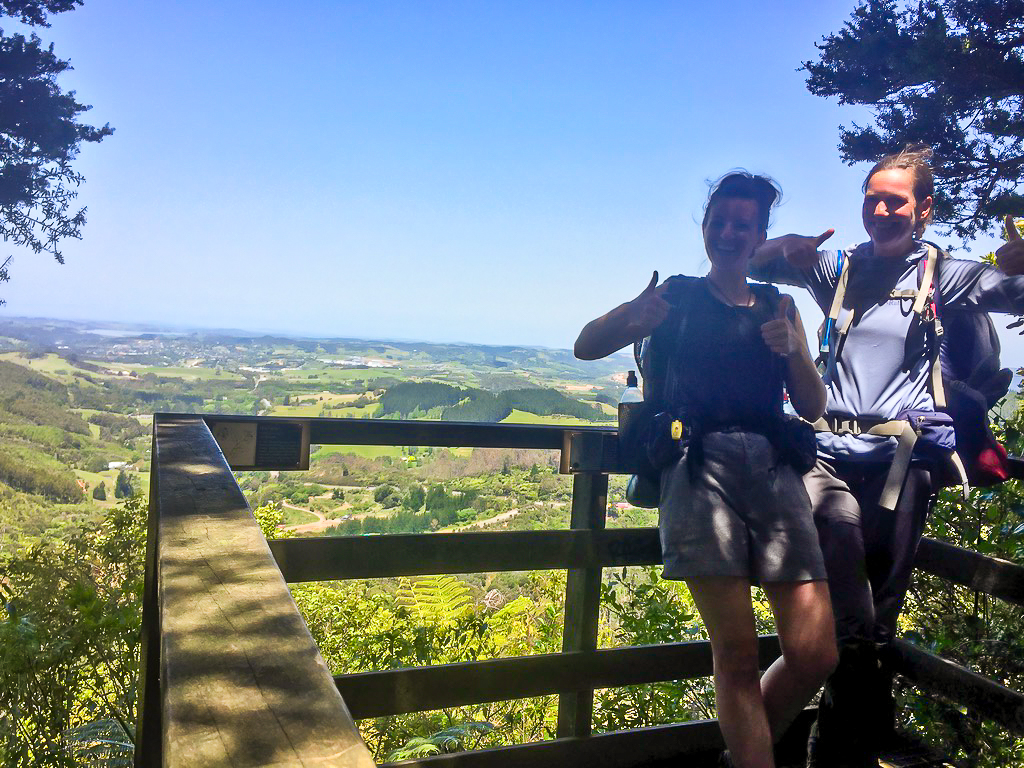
[806,640,881,767]
[872,642,899,750]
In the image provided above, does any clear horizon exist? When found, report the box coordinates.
[0,312,638,352]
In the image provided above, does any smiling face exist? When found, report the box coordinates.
[862,168,932,257]
[702,197,766,273]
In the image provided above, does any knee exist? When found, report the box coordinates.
[784,637,838,685]
[712,640,762,689]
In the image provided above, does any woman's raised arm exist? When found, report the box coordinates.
[574,271,671,360]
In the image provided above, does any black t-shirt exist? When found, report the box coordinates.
[656,277,784,431]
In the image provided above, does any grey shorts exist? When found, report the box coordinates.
[659,430,827,584]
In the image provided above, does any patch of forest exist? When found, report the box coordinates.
[377,381,605,422]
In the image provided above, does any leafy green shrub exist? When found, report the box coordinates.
[292,571,566,760]
[0,497,145,767]
[374,484,400,508]
[84,455,109,473]
[403,485,425,511]
[387,723,494,761]
[595,567,716,730]
[88,412,147,442]
[114,470,133,499]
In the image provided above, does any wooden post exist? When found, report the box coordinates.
[557,433,609,737]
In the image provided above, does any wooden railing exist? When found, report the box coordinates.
[138,414,1024,767]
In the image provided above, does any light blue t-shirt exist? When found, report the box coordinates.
[751,241,1024,462]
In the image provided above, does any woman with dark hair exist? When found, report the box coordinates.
[576,172,836,768]
[749,145,1024,766]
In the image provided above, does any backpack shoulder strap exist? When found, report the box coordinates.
[819,250,851,360]
[914,244,940,315]
[826,250,850,324]
[637,276,698,404]
[751,281,782,311]
[919,245,947,409]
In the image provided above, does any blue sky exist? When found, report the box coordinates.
[2,1,1019,358]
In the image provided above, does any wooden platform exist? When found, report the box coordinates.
[777,729,954,768]
[140,416,1024,766]
[877,733,954,768]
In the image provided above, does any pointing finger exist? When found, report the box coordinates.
[1006,215,1022,243]
[814,228,835,248]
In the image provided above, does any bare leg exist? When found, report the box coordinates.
[759,580,838,741]
[688,577,774,768]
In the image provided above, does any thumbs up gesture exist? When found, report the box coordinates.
[760,294,802,359]
[624,271,672,337]
[997,215,1024,276]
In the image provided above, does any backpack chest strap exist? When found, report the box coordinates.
[824,246,946,408]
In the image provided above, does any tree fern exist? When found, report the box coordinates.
[395,575,471,628]
[386,722,494,762]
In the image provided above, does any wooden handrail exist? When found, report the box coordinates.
[375,710,818,768]
[890,639,1024,735]
[139,416,375,767]
[915,537,1024,606]
[200,412,598,450]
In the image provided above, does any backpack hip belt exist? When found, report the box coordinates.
[813,415,928,510]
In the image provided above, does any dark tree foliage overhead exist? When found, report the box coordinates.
[0,0,112,290]
[1,0,82,26]
[805,0,1024,239]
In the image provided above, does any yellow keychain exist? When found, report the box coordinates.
[670,420,684,440]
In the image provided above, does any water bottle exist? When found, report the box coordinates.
[618,370,643,438]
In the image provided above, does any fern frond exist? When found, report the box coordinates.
[396,575,471,627]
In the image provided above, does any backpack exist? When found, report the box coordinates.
[623,277,696,507]
[822,244,1012,489]
[624,277,789,507]
[939,311,1012,486]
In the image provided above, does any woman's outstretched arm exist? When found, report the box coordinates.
[574,271,671,360]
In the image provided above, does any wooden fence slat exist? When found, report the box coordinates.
[381,719,725,768]
[273,531,1024,608]
[890,638,1024,735]
[379,710,817,768]
[200,413,610,451]
[268,528,661,582]
[915,537,1024,607]
[149,415,375,768]
[336,637,783,720]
